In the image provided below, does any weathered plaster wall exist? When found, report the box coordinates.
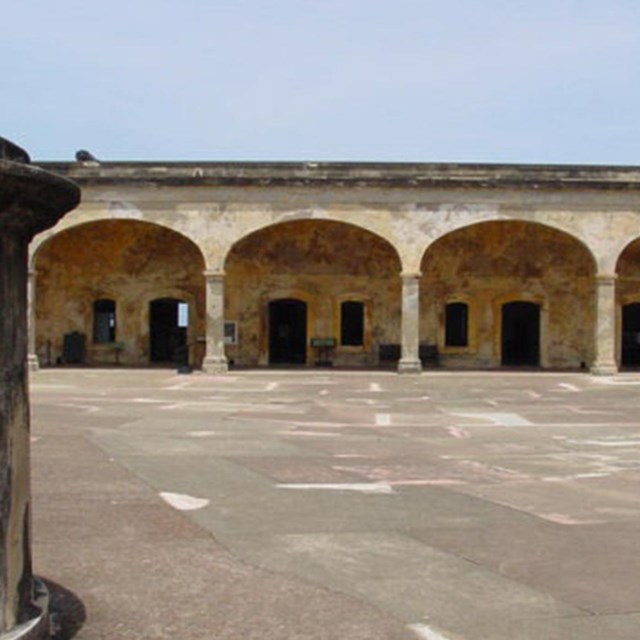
[420,221,596,368]
[225,220,402,366]
[34,219,206,366]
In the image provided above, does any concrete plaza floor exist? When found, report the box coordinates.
[29,368,640,639]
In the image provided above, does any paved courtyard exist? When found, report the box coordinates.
[30,368,640,639]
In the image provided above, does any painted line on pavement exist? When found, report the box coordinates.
[159,492,210,511]
[558,382,580,392]
[277,482,394,494]
[408,623,453,640]
[451,412,531,426]
[370,382,382,392]
[375,413,391,426]
[266,382,279,391]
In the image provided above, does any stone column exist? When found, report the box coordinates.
[398,272,422,374]
[591,274,618,375]
[202,270,228,373]
[27,270,38,372]
[0,137,79,638]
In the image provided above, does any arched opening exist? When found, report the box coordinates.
[622,303,640,367]
[150,298,189,363]
[33,220,206,367]
[224,220,401,367]
[268,299,307,364]
[616,238,640,368]
[501,301,541,366]
[420,221,596,369]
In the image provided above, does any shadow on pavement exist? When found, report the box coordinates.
[41,578,86,640]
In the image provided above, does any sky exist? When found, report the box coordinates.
[3,0,640,164]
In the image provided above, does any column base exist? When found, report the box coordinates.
[397,359,422,374]
[1,579,49,640]
[201,356,229,374]
[27,354,39,372]
[590,362,618,376]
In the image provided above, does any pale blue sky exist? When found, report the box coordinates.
[4,0,640,164]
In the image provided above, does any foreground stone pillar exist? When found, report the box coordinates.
[202,270,228,373]
[398,272,422,374]
[591,274,618,375]
[0,138,79,637]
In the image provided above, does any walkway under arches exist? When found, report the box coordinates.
[32,219,207,367]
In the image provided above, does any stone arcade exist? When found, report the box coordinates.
[28,161,640,374]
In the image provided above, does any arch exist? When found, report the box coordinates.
[420,220,596,369]
[30,216,207,272]
[223,218,402,272]
[224,219,402,367]
[420,218,597,272]
[33,219,207,367]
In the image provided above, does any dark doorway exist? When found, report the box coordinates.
[501,301,541,366]
[269,299,307,364]
[150,298,188,363]
[622,303,640,366]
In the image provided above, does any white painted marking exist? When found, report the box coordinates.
[159,492,210,511]
[266,382,279,391]
[376,413,391,426]
[569,438,640,447]
[527,390,541,399]
[280,430,338,437]
[452,412,531,426]
[559,382,580,392]
[447,427,470,439]
[543,472,611,482]
[408,622,453,640]
[187,431,217,438]
[278,482,394,494]
[30,436,40,443]
[131,398,165,403]
[334,454,366,458]
[166,381,190,390]
[319,389,329,396]
[370,382,382,392]
[485,399,499,407]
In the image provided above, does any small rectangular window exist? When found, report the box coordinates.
[341,301,365,346]
[445,302,468,347]
[93,299,116,343]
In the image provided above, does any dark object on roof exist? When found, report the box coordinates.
[75,149,98,163]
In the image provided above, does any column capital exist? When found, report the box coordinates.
[203,270,226,280]
[596,273,617,284]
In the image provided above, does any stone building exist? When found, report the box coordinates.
[28,161,640,374]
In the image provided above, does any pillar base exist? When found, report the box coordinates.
[1,579,49,640]
[590,362,618,376]
[27,354,39,372]
[201,356,229,374]
[397,358,422,374]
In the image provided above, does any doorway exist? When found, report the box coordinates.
[269,299,307,364]
[149,298,188,363]
[501,301,541,366]
[622,303,640,366]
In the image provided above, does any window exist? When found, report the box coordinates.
[93,299,116,343]
[341,301,365,346]
[445,302,468,347]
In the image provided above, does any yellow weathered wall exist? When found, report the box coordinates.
[34,220,206,366]
[420,221,596,368]
[224,220,402,366]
